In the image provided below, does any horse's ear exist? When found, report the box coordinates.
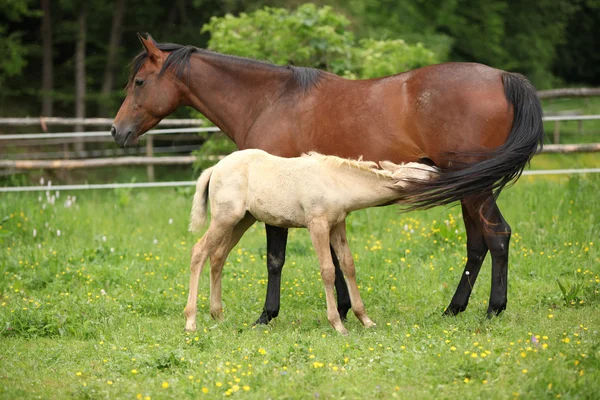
[137,32,163,63]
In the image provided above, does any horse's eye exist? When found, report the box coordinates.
[134,78,144,87]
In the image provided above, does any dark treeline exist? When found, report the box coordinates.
[1,0,598,119]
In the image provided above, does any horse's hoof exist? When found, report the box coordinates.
[253,311,273,326]
[443,304,466,316]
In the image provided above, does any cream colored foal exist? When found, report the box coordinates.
[184,149,438,335]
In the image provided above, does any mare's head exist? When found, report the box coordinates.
[112,33,190,147]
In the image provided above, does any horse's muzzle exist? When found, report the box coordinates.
[111,125,138,148]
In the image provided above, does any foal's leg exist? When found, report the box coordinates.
[308,219,348,335]
[444,200,489,315]
[256,226,352,325]
[330,221,375,328]
[184,223,230,331]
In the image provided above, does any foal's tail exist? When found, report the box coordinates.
[189,167,214,232]
[400,72,544,209]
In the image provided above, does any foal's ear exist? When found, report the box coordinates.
[137,32,163,63]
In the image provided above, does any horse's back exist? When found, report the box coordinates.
[247,62,514,169]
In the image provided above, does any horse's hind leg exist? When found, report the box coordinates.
[330,221,375,328]
[476,197,511,316]
[308,219,348,335]
[445,194,511,317]
[444,199,489,315]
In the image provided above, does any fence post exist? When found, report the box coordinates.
[146,136,155,181]
[553,121,560,144]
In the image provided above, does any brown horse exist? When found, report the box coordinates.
[112,33,543,323]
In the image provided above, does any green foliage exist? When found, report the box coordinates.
[0,0,38,86]
[556,278,581,307]
[192,132,237,172]
[203,4,355,74]
[352,39,439,79]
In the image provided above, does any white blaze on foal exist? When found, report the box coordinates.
[184,149,439,335]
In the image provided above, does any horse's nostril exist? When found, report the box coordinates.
[110,125,117,138]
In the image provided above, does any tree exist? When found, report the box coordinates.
[0,1,35,90]
[74,2,87,152]
[202,4,439,78]
[99,0,127,116]
[41,0,53,117]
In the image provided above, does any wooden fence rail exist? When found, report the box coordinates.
[537,88,600,99]
[0,117,204,127]
[1,144,598,170]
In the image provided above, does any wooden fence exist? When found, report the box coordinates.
[1,116,599,178]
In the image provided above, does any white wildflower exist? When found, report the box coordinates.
[56,229,61,236]
[33,229,37,237]
[168,218,173,225]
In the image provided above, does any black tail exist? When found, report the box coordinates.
[401,72,544,209]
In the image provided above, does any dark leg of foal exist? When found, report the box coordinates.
[445,193,511,317]
[444,201,489,315]
[331,245,352,321]
[255,225,288,325]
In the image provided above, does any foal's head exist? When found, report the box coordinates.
[112,34,189,147]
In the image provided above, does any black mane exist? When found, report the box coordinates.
[128,42,323,91]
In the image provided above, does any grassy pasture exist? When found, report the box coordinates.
[1,160,599,399]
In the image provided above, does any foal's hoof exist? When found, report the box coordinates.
[363,319,376,329]
[337,328,349,336]
[185,322,197,332]
[210,310,224,321]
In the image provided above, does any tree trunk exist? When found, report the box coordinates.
[74,3,88,154]
[100,0,127,117]
[41,0,53,117]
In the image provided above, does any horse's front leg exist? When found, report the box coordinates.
[255,225,288,325]
[331,246,352,321]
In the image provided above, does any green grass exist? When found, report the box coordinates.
[1,169,599,399]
